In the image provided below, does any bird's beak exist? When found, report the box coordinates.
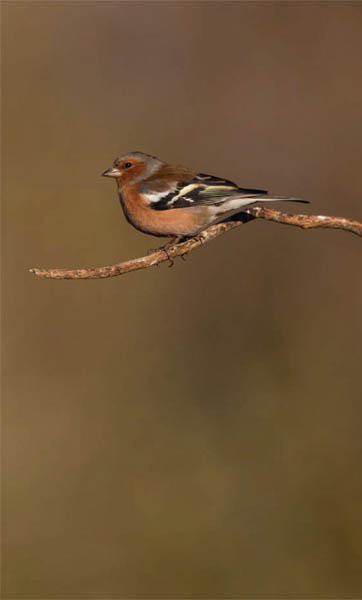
[102,167,122,177]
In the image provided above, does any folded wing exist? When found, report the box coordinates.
[146,173,268,211]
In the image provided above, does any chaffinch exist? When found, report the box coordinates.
[102,151,308,246]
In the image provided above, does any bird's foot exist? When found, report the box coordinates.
[148,237,183,267]
[193,232,206,244]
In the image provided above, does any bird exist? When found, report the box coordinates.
[102,151,308,253]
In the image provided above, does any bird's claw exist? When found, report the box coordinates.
[148,237,187,267]
[163,247,175,267]
[193,232,205,244]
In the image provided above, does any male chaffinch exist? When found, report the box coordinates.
[102,151,308,248]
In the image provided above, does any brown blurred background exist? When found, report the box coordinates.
[2,1,362,598]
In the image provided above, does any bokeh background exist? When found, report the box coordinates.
[2,1,362,598]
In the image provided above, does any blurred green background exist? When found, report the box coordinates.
[2,1,362,598]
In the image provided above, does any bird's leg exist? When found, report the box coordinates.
[193,231,207,244]
[149,232,206,265]
[160,237,183,267]
[148,237,183,267]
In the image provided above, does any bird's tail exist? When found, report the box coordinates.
[254,195,309,204]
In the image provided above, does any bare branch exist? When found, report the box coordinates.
[29,207,362,280]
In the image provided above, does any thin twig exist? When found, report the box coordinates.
[29,207,362,280]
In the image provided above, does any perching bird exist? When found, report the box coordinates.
[102,151,308,248]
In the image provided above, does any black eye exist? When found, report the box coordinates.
[124,162,132,169]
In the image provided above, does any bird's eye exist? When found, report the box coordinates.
[124,162,132,169]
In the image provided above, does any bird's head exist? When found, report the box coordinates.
[102,151,164,186]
